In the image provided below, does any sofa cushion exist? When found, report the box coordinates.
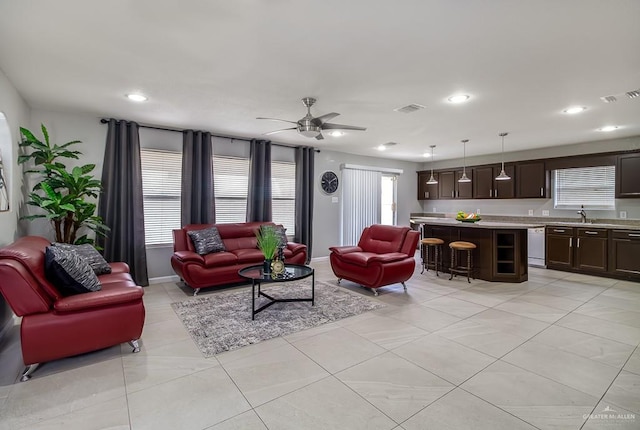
[232,248,265,264]
[52,242,112,275]
[45,246,102,295]
[203,251,238,267]
[188,226,226,255]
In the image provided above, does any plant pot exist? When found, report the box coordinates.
[263,259,272,274]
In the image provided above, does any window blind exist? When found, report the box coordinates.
[272,160,296,236]
[213,155,249,223]
[341,168,381,245]
[554,165,615,209]
[141,149,183,245]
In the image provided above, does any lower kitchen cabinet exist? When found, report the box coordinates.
[547,226,639,281]
[610,230,640,277]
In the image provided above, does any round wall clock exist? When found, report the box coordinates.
[320,171,339,194]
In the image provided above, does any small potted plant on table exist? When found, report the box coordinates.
[256,226,279,274]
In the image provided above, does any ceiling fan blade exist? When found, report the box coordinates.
[263,128,297,136]
[315,133,324,140]
[321,123,367,131]
[314,112,340,123]
[256,117,299,125]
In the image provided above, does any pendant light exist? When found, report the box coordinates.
[495,132,511,181]
[426,145,438,184]
[458,139,471,183]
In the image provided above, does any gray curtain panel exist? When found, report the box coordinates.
[181,130,214,225]
[246,139,272,222]
[295,146,314,262]
[98,119,149,286]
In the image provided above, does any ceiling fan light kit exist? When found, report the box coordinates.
[495,132,511,181]
[258,97,366,141]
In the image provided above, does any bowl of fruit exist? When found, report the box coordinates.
[456,211,482,223]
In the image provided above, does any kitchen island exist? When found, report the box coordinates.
[417,218,544,283]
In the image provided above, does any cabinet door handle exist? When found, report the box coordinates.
[569,237,572,247]
[452,190,454,198]
[540,187,544,196]
[426,191,429,199]
[495,189,498,198]
[629,233,640,238]
[489,189,492,197]
[577,238,580,248]
[584,231,598,235]
[554,229,565,233]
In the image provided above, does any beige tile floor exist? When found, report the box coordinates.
[0,256,639,429]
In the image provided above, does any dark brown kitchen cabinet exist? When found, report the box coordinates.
[546,226,574,269]
[616,153,640,198]
[516,162,548,198]
[610,230,640,277]
[438,171,456,199]
[575,228,608,272]
[472,164,515,199]
[456,170,473,198]
[417,171,438,200]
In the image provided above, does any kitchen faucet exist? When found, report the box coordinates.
[577,205,587,223]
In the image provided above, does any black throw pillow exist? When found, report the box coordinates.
[45,246,102,296]
[187,226,226,255]
[52,242,112,275]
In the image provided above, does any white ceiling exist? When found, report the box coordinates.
[1,0,639,162]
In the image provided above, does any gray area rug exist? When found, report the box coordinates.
[171,280,385,357]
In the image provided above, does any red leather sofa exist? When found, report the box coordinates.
[0,236,145,381]
[329,224,420,296]
[171,222,307,295]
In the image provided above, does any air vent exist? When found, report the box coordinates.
[393,103,425,114]
[626,89,640,99]
[600,95,617,103]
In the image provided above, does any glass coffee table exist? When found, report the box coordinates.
[238,264,315,320]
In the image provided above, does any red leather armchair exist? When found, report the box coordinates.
[329,225,420,296]
[0,236,146,381]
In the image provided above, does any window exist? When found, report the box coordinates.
[213,155,249,223]
[554,165,615,209]
[141,149,182,245]
[272,160,296,236]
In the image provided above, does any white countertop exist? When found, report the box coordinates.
[410,217,544,229]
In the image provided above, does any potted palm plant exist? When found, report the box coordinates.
[18,124,108,244]
[256,226,279,273]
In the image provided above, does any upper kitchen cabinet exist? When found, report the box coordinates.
[473,164,515,199]
[417,171,439,200]
[516,161,548,198]
[456,170,473,199]
[438,171,456,199]
[616,153,640,198]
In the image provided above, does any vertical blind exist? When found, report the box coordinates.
[554,165,615,209]
[140,149,183,245]
[341,168,381,245]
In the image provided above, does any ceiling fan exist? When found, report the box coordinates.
[257,97,366,140]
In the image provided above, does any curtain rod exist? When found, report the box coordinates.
[99,118,320,152]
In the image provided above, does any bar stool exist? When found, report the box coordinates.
[449,241,476,283]
[421,238,444,276]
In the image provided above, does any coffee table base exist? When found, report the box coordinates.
[251,274,315,320]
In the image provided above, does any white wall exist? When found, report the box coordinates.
[313,150,422,258]
[420,136,640,220]
[0,68,30,338]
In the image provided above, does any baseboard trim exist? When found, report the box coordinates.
[310,256,329,262]
[148,275,180,285]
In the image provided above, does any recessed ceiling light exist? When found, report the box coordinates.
[563,106,586,114]
[447,94,470,103]
[126,93,148,102]
[377,144,386,151]
[329,131,345,137]
[422,152,431,158]
[598,125,619,132]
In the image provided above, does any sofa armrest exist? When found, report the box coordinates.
[367,252,408,264]
[286,242,307,255]
[54,285,144,313]
[109,262,130,274]
[173,251,205,264]
[329,246,363,256]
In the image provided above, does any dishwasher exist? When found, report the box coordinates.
[528,227,545,267]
